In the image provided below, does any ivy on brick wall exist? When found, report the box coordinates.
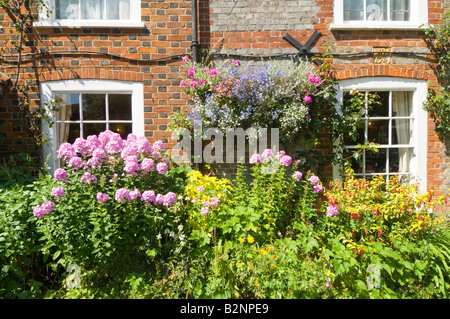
[0,0,57,149]
[422,10,450,138]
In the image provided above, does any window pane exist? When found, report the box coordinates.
[55,0,80,19]
[365,149,387,174]
[343,124,365,145]
[83,123,106,138]
[366,0,387,21]
[367,120,389,144]
[390,0,409,21]
[389,148,411,173]
[392,119,411,145]
[109,123,132,139]
[392,91,412,117]
[343,148,364,173]
[344,0,364,20]
[56,93,80,121]
[109,94,132,120]
[368,91,389,117]
[67,123,81,144]
[81,0,104,19]
[106,0,130,20]
[82,94,106,121]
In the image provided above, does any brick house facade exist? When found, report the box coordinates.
[0,0,449,196]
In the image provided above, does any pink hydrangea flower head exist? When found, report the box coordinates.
[292,171,303,181]
[129,189,141,201]
[54,168,67,182]
[153,140,166,152]
[180,80,187,87]
[86,135,102,151]
[80,172,97,184]
[33,201,55,218]
[135,136,153,155]
[279,155,292,166]
[308,175,320,185]
[73,137,90,156]
[51,186,65,200]
[249,153,261,164]
[67,156,84,170]
[141,190,156,204]
[124,155,141,176]
[163,192,177,206]
[275,150,285,159]
[210,196,220,209]
[141,158,155,174]
[115,188,130,203]
[201,206,210,216]
[96,192,109,202]
[261,149,273,160]
[314,184,323,194]
[57,142,76,160]
[155,194,164,205]
[156,162,168,175]
[327,204,339,217]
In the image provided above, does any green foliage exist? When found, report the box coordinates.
[1,146,450,299]
[422,11,450,137]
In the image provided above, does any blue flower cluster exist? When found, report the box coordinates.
[181,58,323,135]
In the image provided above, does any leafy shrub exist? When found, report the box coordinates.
[0,175,58,298]
[31,130,189,287]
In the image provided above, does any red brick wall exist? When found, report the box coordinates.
[0,0,449,202]
[0,0,194,163]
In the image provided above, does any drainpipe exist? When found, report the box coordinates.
[191,0,200,63]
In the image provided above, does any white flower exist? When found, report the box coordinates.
[156,233,162,240]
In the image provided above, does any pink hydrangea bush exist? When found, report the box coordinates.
[33,130,187,279]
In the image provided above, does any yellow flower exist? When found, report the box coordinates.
[238,238,245,243]
[270,264,276,269]
[255,280,260,287]
[248,261,255,270]
[247,235,255,244]
[237,262,242,268]
[268,245,274,251]
[260,249,267,256]
[273,255,278,260]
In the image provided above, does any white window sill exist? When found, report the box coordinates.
[33,20,145,28]
[330,23,426,31]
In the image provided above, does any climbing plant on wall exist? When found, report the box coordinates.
[422,10,450,137]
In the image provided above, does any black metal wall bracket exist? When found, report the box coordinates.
[283,30,322,64]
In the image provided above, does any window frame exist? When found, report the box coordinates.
[34,0,144,28]
[41,79,144,172]
[331,0,428,30]
[333,77,428,191]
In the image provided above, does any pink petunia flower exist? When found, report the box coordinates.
[303,95,312,104]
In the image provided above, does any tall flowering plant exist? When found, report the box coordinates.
[179,56,331,140]
[33,130,188,282]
